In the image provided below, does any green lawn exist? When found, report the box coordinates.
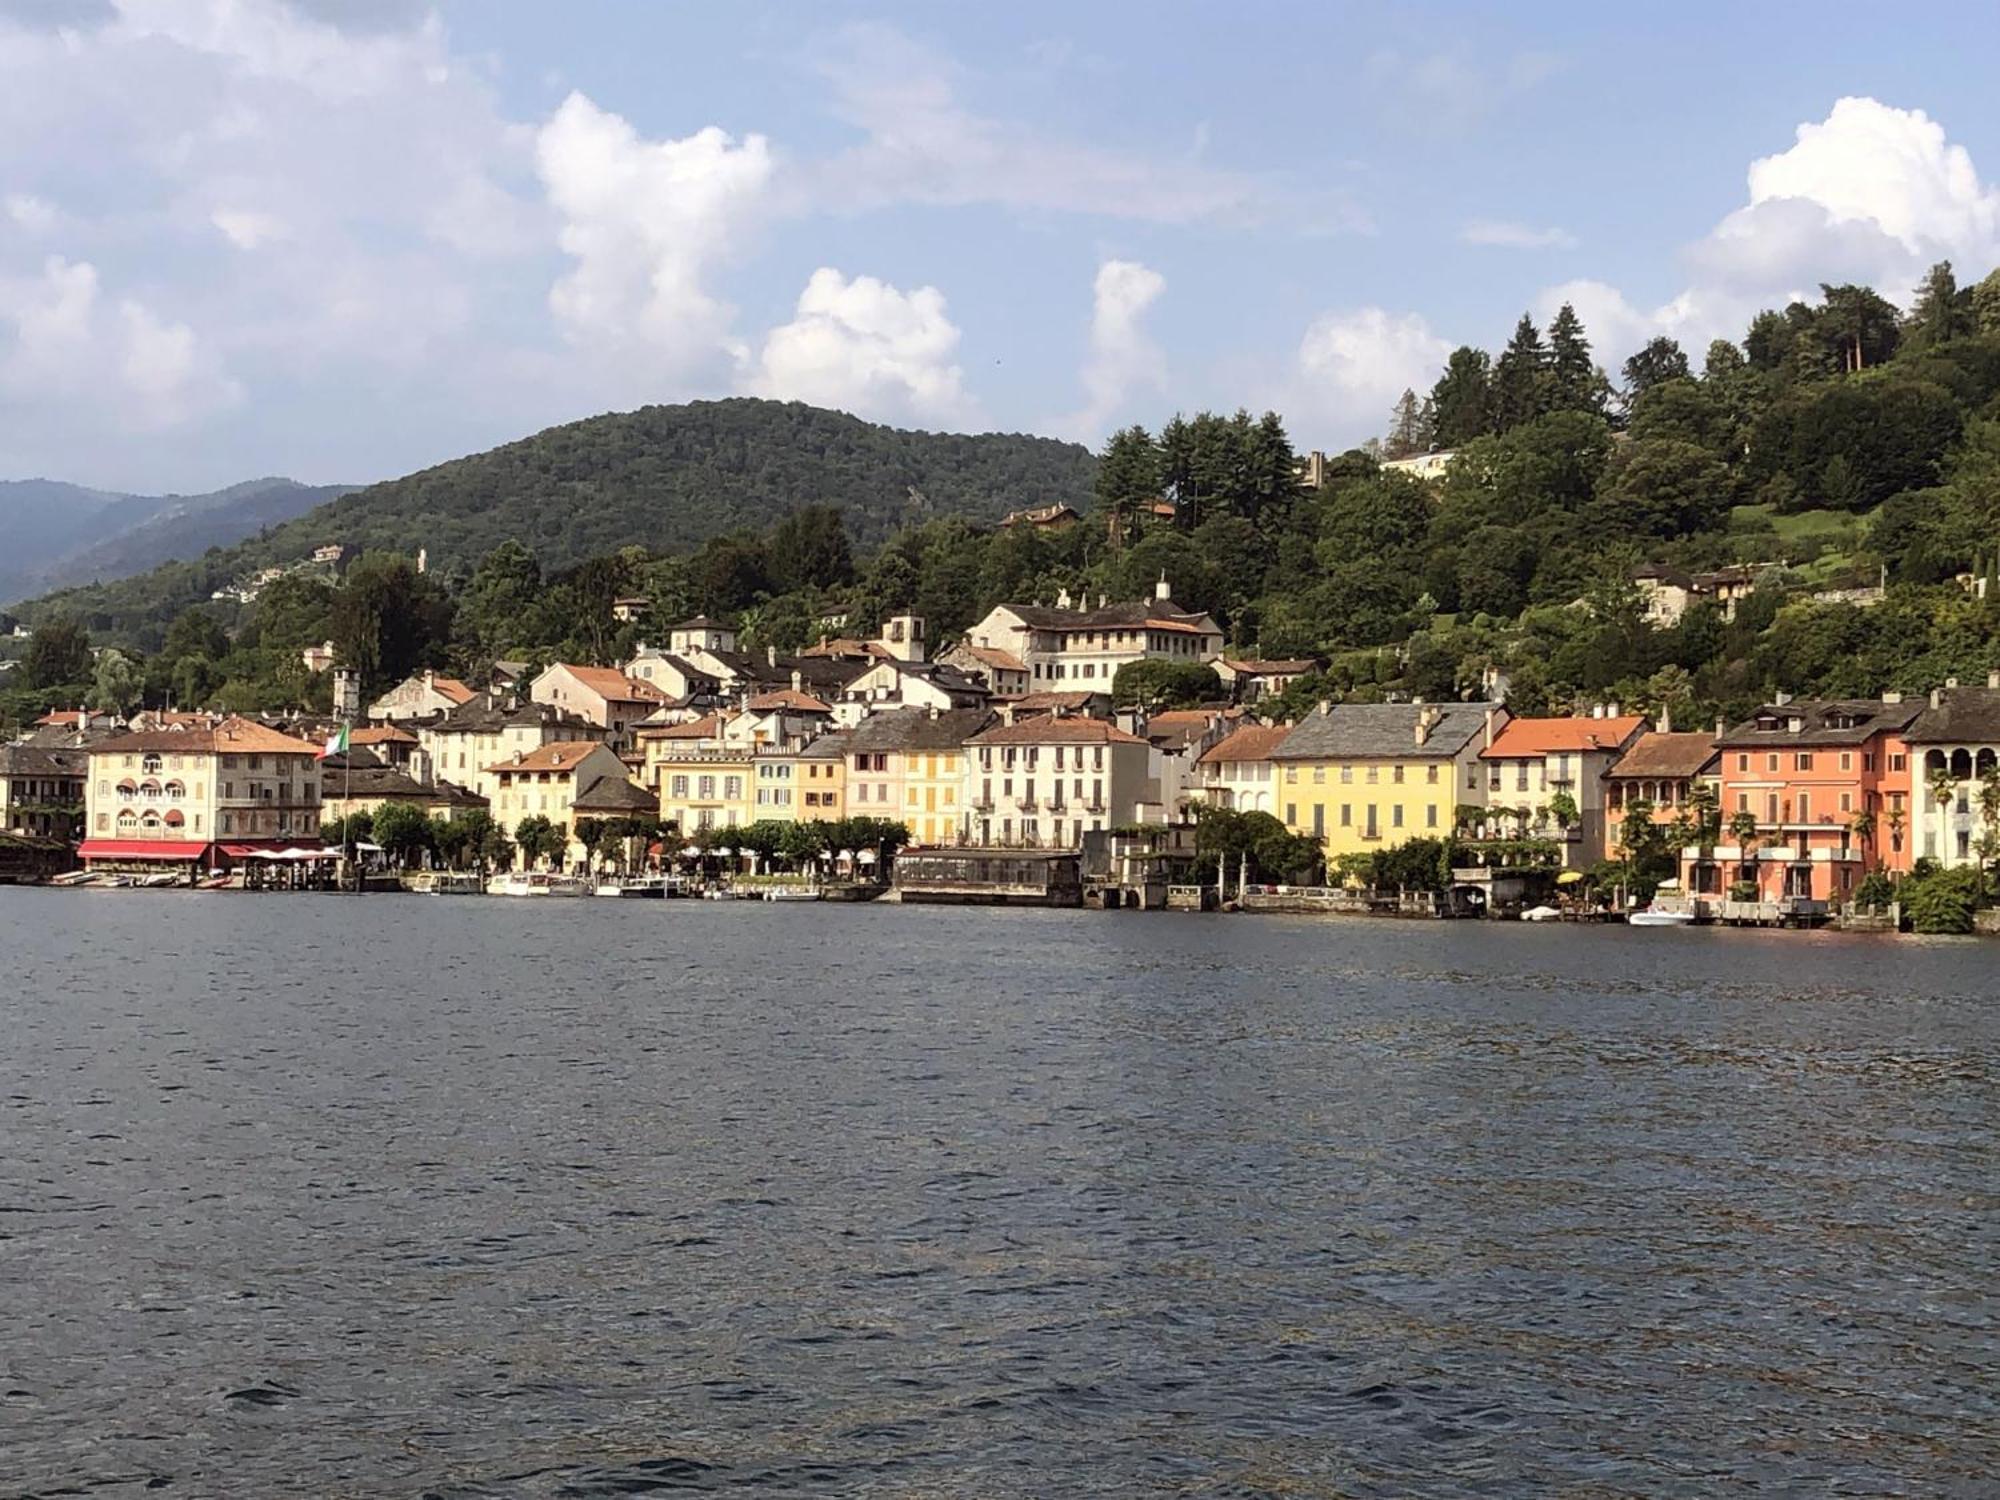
[1728,503,1876,549]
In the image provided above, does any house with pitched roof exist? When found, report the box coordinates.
[483,740,628,865]
[834,658,990,726]
[418,695,609,804]
[937,641,1032,698]
[1603,729,1721,860]
[81,717,325,870]
[843,706,995,846]
[963,577,1224,693]
[1192,722,1292,815]
[0,742,87,839]
[1902,673,2000,868]
[531,663,671,736]
[1684,695,1920,909]
[1271,701,1509,857]
[367,670,477,722]
[965,714,1155,848]
[1477,711,1648,866]
[1212,657,1325,703]
[318,760,486,826]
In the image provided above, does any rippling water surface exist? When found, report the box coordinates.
[2,891,1996,1496]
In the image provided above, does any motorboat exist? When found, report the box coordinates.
[1627,905,1695,927]
[595,876,667,898]
[762,885,821,902]
[1520,904,1561,922]
[487,872,591,897]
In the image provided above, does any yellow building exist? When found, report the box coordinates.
[484,741,629,865]
[1270,702,1508,859]
[842,706,992,846]
[793,732,848,821]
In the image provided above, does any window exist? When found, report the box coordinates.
[1339,765,1353,784]
[1286,803,1296,826]
[1426,804,1438,828]
[1889,753,1907,772]
[1737,754,1749,773]
[1795,753,1813,772]
[1392,765,1404,784]
[1839,792,1852,813]
[1312,766,1325,784]
[1840,752,1852,772]
[698,775,715,799]
[1312,805,1324,836]
[1365,765,1379,784]
[1766,754,1779,773]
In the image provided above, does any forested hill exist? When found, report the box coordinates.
[18,400,1095,635]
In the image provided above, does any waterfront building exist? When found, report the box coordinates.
[1133,708,1237,822]
[418,696,609,805]
[530,663,671,736]
[1271,701,1510,858]
[788,732,849,822]
[483,741,628,865]
[1477,712,1646,867]
[1904,675,2000,868]
[965,715,1154,848]
[1682,696,1919,907]
[842,707,994,846]
[1191,723,1292,814]
[318,760,486,825]
[962,577,1224,692]
[1602,730,1722,859]
[0,743,87,839]
[80,717,323,870]
[367,670,476,721]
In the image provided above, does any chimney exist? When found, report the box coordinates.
[1155,572,1171,602]
[1659,705,1673,733]
[927,704,940,720]
[1930,687,1944,709]
[1483,707,1496,749]
[1882,690,1902,705]
[1989,670,1999,690]
[1715,716,1726,740]
[1946,676,1960,690]
[766,645,777,669]
[1606,700,1619,718]
[791,670,803,693]
[1317,699,1331,717]
[1773,690,1791,706]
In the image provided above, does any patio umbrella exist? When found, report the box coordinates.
[681,844,702,857]
[856,849,878,865]
[713,846,734,857]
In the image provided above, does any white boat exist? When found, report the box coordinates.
[486,871,591,897]
[418,872,486,895]
[762,885,821,902]
[1520,904,1561,922]
[50,870,99,887]
[1627,905,1694,927]
[595,876,667,898]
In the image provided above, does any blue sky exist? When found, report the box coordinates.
[2,1,1998,494]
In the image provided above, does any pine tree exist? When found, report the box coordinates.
[1383,389,1428,459]
[1491,314,1551,431]
[1903,261,1971,351]
[1094,425,1163,544]
[1547,303,1601,416]
[1621,336,1689,398]
[1428,347,1492,449]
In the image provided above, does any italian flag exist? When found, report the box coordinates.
[318,723,350,760]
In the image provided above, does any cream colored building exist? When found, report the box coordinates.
[965,715,1155,848]
[963,578,1224,693]
[419,698,609,806]
[531,663,671,735]
[367,670,477,721]
[484,741,628,864]
[842,706,993,845]
[1191,723,1291,814]
[81,718,323,867]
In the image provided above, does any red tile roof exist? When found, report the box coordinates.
[92,716,322,757]
[743,689,833,714]
[483,740,613,774]
[556,664,670,703]
[1198,723,1293,765]
[1479,715,1646,759]
[971,718,1147,746]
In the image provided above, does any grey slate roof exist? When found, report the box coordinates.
[1272,701,1504,761]
[1905,686,2000,745]
[842,707,996,754]
[572,773,658,813]
[0,743,87,778]
[1716,698,1921,749]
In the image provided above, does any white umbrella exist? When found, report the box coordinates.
[713,846,735,857]
[681,844,701,857]
[837,848,857,859]
[856,849,878,865]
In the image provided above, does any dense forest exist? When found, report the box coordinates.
[10,263,2000,734]
[13,400,1096,640]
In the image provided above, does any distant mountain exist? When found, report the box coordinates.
[0,476,351,605]
[19,399,1097,641]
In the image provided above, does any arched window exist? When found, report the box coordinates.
[140,780,162,800]
[116,809,137,828]
[141,753,163,775]
[1950,748,1973,779]
[164,781,186,800]
[1926,749,1948,775]
[117,779,137,801]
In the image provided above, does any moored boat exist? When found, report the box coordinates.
[1627,905,1695,927]
[487,872,591,897]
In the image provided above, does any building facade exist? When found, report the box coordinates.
[963,578,1224,692]
[1602,731,1721,860]
[1191,723,1290,814]
[965,716,1155,848]
[1476,713,1647,867]
[530,663,671,735]
[842,707,993,846]
[1271,702,1509,859]
[0,743,86,839]
[483,741,629,864]
[1904,677,2000,868]
[81,719,324,868]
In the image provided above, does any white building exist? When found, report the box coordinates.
[1192,722,1291,814]
[962,577,1224,693]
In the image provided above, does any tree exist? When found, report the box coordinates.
[1428,347,1493,448]
[1973,268,2000,337]
[372,801,435,869]
[513,814,566,869]
[21,615,92,691]
[1491,315,1551,431]
[1813,283,1901,374]
[1589,438,1733,540]
[1903,261,1971,351]
[89,649,143,715]
[1728,809,1760,895]
[1621,336,1690,399]
[1111,659,1223,710]
[767,504,854,592]
[1383,389,1431,459]
[458,540,543,656]
[1546,302,1603,416]
[1095,425,1163,541]
[330,552,455,693]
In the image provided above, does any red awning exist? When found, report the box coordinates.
[78,839,208,861]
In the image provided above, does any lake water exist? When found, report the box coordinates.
[1,892,1995,1497]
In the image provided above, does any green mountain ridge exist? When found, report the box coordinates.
[17,399,1096,643]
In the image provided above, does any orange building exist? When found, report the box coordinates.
[1603,731,1720,859]
[1683,697,1918,910]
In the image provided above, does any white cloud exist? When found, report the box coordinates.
[811,22,1289,225]
[0,255,239,428]
[1546,97,2000,369]
[536,91,774,383]
[1462,219,1577,250]
[211,208,288,250]
[1290,307,1450,447]
[746,266,968,424]
[4,193,59,233]
[1053,257,1166,441]
[1366,46,1564,132]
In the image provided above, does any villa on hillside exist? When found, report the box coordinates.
[963,577,1224,692]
